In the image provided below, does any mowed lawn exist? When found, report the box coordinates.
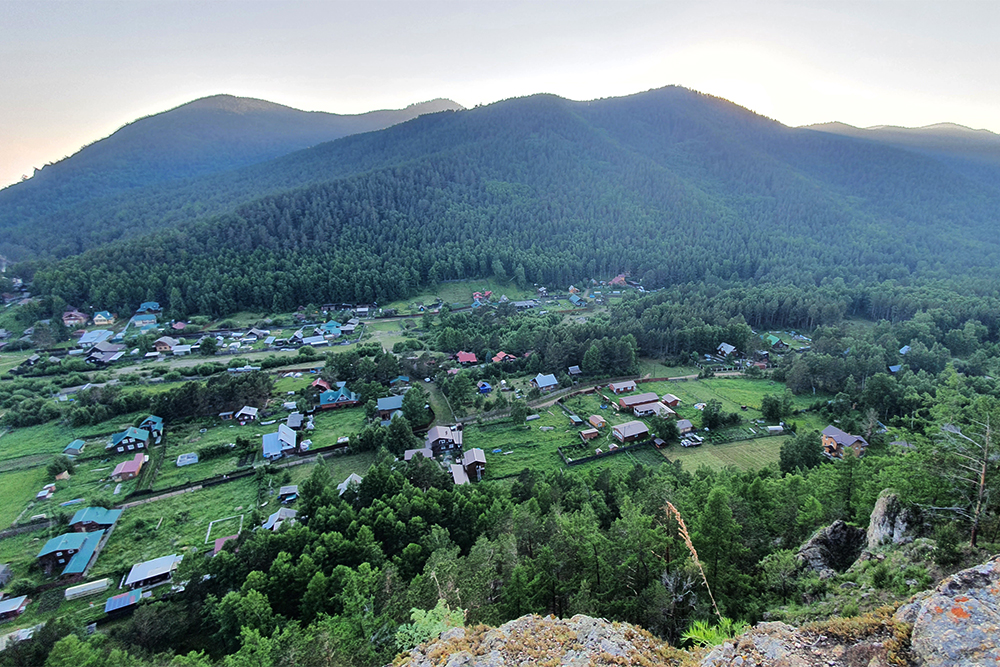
[661,435,789,472]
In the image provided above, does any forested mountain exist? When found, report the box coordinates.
[0,95,461,260]
[25,86,1000,316]
[809,121,1000,191]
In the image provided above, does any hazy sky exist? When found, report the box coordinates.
[1,0,998,188]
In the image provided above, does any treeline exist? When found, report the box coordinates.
[22,87,1000,318]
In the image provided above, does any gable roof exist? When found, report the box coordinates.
[125,554,182,586]
[462,448,486,467]
[426,425,463,447]
[104,589,142,613]
[69,507,122,528]
[532,373,558,388]
[822,425,869,448]
[320,386,357,406]
[38,531,105,575]
[113,453,145,477]
[612,421,649,438]
[38,532,90,557]
[609,381,637,392]
[377,395,405,412]
[79,329,114,346]
[619,392,660,407]
[112,427,149,445]
[262,432,282,458]
[263,508,297,531]
[717,342,737,355]
[337,473,363,496]
[450,463,470,485]
[64,439,85,454]
[456,351,477,364]
[0,596,28,616]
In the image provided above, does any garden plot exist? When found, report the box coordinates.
[661,435,790,472]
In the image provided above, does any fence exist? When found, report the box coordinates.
[557,439,653,466]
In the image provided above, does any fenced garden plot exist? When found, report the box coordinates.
[661,435,790,472]
[205,514,244,544]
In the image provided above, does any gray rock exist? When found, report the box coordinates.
[796,520,867,576]
[866,492,918,550]
[907,555,1000,666]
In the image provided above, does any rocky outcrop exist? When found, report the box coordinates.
[867,492,918,550]
[896,554,1000,667]
[395,614,689,667]
[796,520,867,578]
[699,620,900,667]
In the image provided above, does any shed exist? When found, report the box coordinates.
[64,439,85,456]
[104,589,143,615]
[65,578,110,600]
[661,394,681,408]
[580,428,600,441]
[609,381,637,394]
[588,415,607,429]
[568,414,584,426]
[0,596,29,622]
[69,507,122,532]
[176,453,199,467]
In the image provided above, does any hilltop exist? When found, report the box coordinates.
[0,95,461,260]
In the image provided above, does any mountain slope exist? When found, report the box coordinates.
[32,86,1000,315]
[0,95,461,259]
[807,121,1000,191]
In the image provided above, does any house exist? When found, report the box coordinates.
[492,351,516,363]
[64,439,85,457]
[130,314,157,327]
[287,412,304,430]
[262,424,297,460]
[477,380,492,394]
[176,453,199,467]
[634,401,673,418]
[136,302,161,314]
[676,419,694,434]
[340,323,357,336]
[112,453,145,481]
[0,596,29,622]
[404,448,434,461]
[377,395,405,421]
[278,485,298,503]
[104,590,143,615]
[618,392,660,412]
[337,473,363,496]
[107,427,149,453]
[172,322,187,332]
[153,336,179,353]
[77,329,113,347]
[512,300,536,310]
[609,381,637,394]
[318,321,341,336]
[69,507,122,533]
[568,365,582,376]
[124,554,182,589]
[661,394,681,408]
[62,310,88,327]
[235,406,259,422]
[389,375,411,387]
[580,428,600,441]
[450,464,470,486]
[456,351,478,365]
[462,448,486,482]
[764,334,788,350]
[93,311,115,326]
[140,415,164,437]
[263,508,298,532]
[588,415,607,429]
[172,344,192,356]
[36,530,105,576]
[219,411,235,421]
[612,421,649,443]
[311,378,332,392]
[531,373,559,392]
[821,425,870,458]
[717,342,737,357]
[319,385,359,409]
[425,424,463,455]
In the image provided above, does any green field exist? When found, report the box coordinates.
[0,466,48,527]
[0,411,149,464]
[307,407,368,447]
[661,435,789,472]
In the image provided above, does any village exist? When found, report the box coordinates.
[0,279,873,640]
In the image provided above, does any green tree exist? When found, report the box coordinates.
[779,431,824,474]
[402,385,429,425]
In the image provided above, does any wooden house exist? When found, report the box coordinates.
[821,425,869,458]
[612,421,649,443]
[425,424,463,456]
[609,381,637,394]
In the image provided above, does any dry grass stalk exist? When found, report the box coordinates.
[665,502,722,622]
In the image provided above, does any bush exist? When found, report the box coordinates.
[933,523,963,567]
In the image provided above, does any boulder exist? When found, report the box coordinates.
[900,554,1000,667]
[867,491,918,549]
[796,520,867,577]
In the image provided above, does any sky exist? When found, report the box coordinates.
[1,0,998,188]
